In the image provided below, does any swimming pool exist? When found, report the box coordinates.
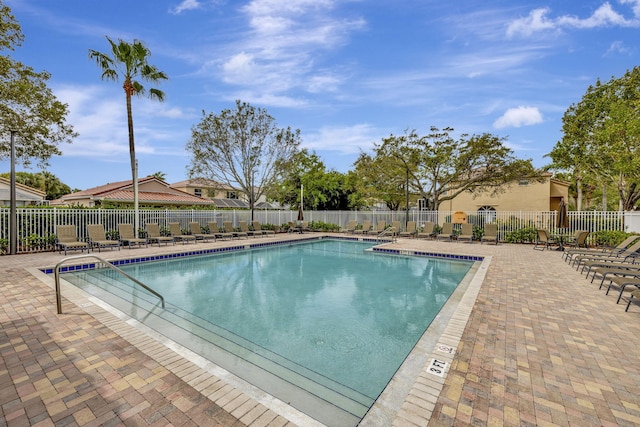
[60,238,473,426]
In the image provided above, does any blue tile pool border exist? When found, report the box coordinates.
[40,235,483,274]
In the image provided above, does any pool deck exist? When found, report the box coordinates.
[1,234,639,426]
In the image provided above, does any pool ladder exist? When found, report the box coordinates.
[54,254,165,314]
[376,227,397,242]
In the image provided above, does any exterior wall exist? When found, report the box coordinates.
[438,177,569,214]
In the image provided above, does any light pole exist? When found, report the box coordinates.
[10,130,17,255]
[405,167,409,226]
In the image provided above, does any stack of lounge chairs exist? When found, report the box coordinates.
[563,234,640,312]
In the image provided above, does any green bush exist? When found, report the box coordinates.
[308,221,340,232]
[505,226,538,243]
[592,230,633,247]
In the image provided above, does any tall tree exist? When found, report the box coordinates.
[89,36,168,233]
[547,67,640,211]
[374,127,537,210]
[148,171,166,181]
[269,149,355,210]
[0,2,76,167]
[186,100,301,218]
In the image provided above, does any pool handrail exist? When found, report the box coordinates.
[54,254,165,314]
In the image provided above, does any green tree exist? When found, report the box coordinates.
[187,100,301,218]
[352,152,408,210]
[269,149,355,210]
[148,171,166,181]
[0,3,76,167]
[0,171,71,200]
[374,127,537,210]
[547,67,640,211]
[89,36,168,232]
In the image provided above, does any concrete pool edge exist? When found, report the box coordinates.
[30,235,491,426]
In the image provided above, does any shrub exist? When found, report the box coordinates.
[505,226,537,243]
[308,221,340,232]
[592,230,632,247]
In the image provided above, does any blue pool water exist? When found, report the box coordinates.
[62,239,473,425]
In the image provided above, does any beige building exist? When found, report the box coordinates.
[438,173,570,216]
[170,178,267,208]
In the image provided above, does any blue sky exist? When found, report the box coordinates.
[3,0,640,190]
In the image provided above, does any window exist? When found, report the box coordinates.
[477,206,496,223]
[194,188,202,197]
[227,191,237,199]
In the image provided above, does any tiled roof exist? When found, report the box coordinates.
[67,176,156,197]
[105,190,215,204]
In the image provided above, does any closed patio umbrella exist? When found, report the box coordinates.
[557,198,569,229]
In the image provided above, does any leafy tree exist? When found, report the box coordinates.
[186,100,301,217]
[148,171,166,181]
[89,36,168,232]
[374,127,537,210]
[269,149,356,210]
[0,3,76,167]
[547,67,640,211]
[0,170,71,199]
[352,152,407,210]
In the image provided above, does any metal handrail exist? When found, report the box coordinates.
[376,227,397,242]
[54,254,165,314]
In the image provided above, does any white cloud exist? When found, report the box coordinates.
[170,0,201,15]
[493,106,543,129]
[303,124,383,155]
[507,2,640,38]
[605,40,633,56]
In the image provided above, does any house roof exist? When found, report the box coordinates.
[53,176,215,206]
[170,178,239,192]
[0,177,46,204]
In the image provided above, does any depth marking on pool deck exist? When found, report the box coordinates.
[436,343,456,355]
[427,358,449,377]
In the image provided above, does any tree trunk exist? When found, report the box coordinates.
[602,184,607,211]
[125,85,138,234]
[576,177,583,211]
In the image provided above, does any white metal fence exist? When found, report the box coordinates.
[0,207,628,254]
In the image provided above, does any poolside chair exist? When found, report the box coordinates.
[565,230,589,250]
[208,222,233,240]
[398,221,416,238]
[390,221,401,237]
[372,221,386,236]
[145,223,175,246]
[353,220,372,235]
[340,220,357,234]
[55,225,89,255]
[563,235,639,263]
[481,223,499,245]
[87,224,120,252]
[417,222,436,240]
[571,239,640,270]
[625,288,640,311]
[169,222,196,244]
[252,221,275,237]
[300,221,311,233]
[189,222,211,242]
[533,229,558,251]
[436,223,454,241]
[457,223,474,243]
[288,221,302,234]
[606,276,640,305]
[118,223,148,249]
[227,221,249,239]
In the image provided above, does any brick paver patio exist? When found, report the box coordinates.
[1,235,639,426]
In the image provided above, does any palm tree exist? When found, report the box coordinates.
[89,36,168,233]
